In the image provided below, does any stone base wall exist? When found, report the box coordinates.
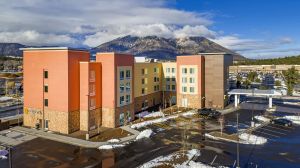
[134,92,162,112]
[80,108,102,131]
[23,107,69,134]
[69,110,80,133]
[102,103,134,128]
[177,94,203,109]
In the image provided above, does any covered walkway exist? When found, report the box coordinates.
[228,89,282,108]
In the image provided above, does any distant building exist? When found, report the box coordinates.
[262,73,275,88]
[22,47,232,134]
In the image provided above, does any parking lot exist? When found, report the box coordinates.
[0,102,299,168]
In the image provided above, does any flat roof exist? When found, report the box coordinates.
[228,89,282,96]
[20,47,89,52]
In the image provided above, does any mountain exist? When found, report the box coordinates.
[92,35,246,61]
[0,43,26,57]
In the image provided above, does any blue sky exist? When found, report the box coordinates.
[0,0,299,58]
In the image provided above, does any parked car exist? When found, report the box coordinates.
[198,108,221,119]
[208,111,221,119]
[198,108,212,116]
[271,118,292,127]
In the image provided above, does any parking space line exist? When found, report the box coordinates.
[257,127,287,135]
[253,130,280,138]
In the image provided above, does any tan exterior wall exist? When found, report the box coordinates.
[204,54,232,109]
[134,62,162,98]
[162,62,177,92]
[230,65,300,73]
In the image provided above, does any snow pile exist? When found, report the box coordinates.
[98,144,125,150]
[144,111,164,118]
[131,110,196,129]
[139,149,220,168]
[283,102,300,105]
[205,133,238,143]
[107,139,120,143]
[254,116,270,122]
[0,96,13,102]
[181,110,197,117]
[239,133,267,145]
[136,129,153,140]
[205,133,267,145]
[0,155,7,160]
[282,116,300,125]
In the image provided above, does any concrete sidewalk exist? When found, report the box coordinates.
[10,126,140,148]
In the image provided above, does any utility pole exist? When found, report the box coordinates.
[236,112,240,168]
[8,146,12,168]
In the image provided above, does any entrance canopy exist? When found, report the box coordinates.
[228,89,282,96]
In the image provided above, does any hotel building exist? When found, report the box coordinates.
[22,47,232,134]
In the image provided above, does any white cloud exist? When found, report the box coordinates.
[0,0,298,58]
[0,31,77,46]
[83,24,216,47]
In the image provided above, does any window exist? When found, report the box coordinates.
[190,87,195,93]
[166,85,170,91]
[44,71,48,79]
[171,77,176,82]
[90,98,95,109]
[166,77,170,82]
[126,82,130,92]
[142,68,148,75]
[154,85,157,91]
[182,68,187,74]
[172,85,176,91]
[142,78,147,84]
[154,67,159,73]
[166,68,170,73]
[142,88,145,94]
[90,84,95,95]
[126,70,131,78]
[157,85,159,90]
[154,77,159,82]
[120,83,125,92]
[182,77,187,83]
[142,100,148,108]
[190,77,195,83]
[126,95,130,103]
[190,68,195,74]
[120,70,124,80]
[182,86,187,93]
[172,68,175,73]
[90,70,95,81]
[120,96,125,105]
[44,85,48,93]
[44,99,48,107]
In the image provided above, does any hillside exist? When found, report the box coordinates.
[236,55,300,65]
[92,35,246,61]
[0,43,26,57]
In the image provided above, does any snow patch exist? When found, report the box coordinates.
[254,116,270,122]
[281,115,300,125]
[131,110,196,129]
[205,133,267,145]
[0,155,7,160]
[239,133,267,145]
[139,149,220,168]
[107,139,120,143]
[136,129,153,140]
[98,144,125,150]
[144,111,164,118]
